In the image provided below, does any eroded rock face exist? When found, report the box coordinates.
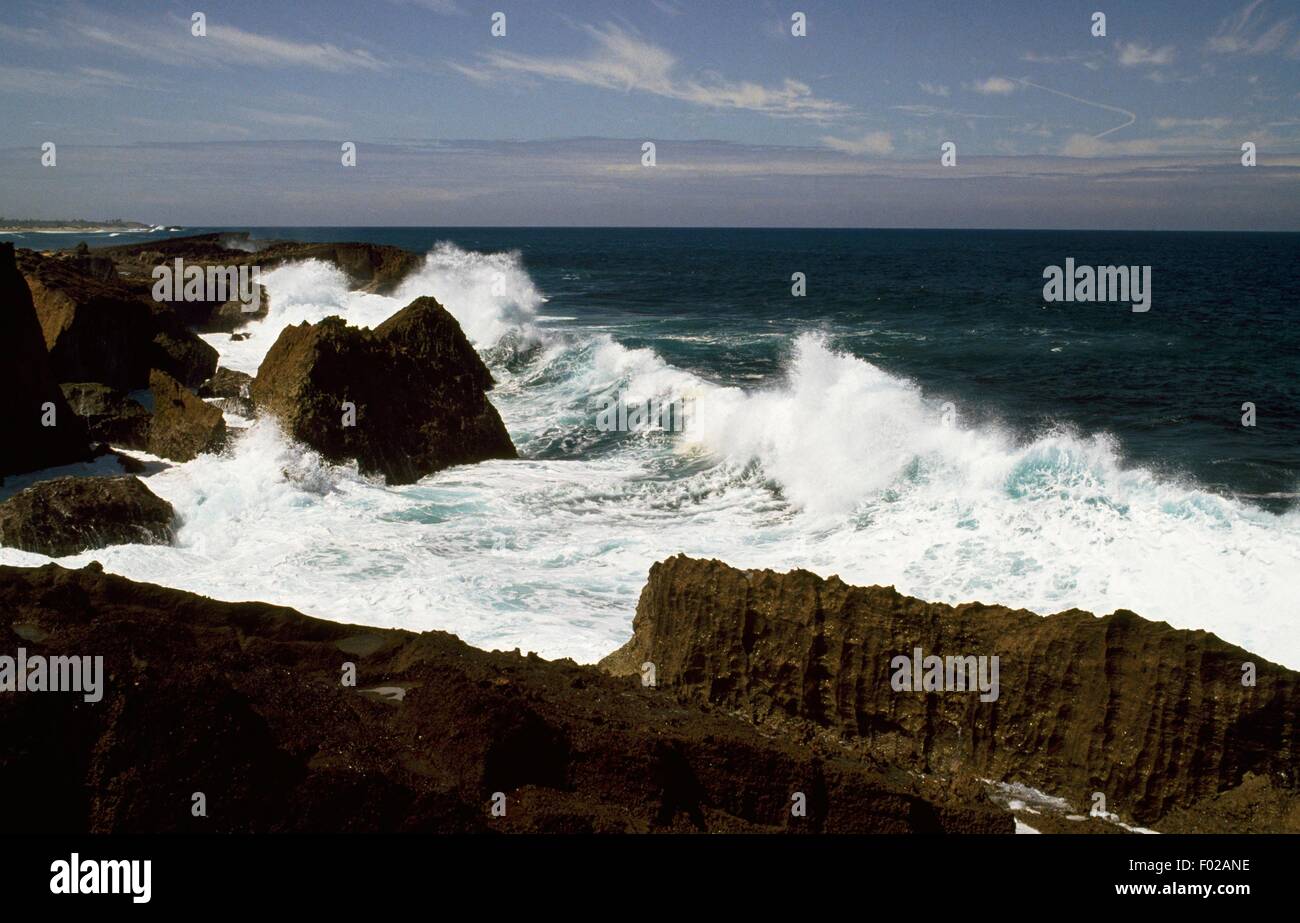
[59,383,151,450]
[600,556,1300,829]
[0,243,91,478]
[0,563,1010,834]
[147,368,226,462]
[0,477,174,556]
[251,296,516,485]
[17,249,216,389]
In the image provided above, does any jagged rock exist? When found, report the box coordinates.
[147,369,226,462]
[251,296,516,484]
[0,243,91,478]
[0,563,1010,834]
[198,367,254,417]
[0,476,174,556]
[600,556,1300,830]
[16,249,216,389]
[59,383,150,450]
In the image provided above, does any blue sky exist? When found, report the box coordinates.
[1,0,1298,227]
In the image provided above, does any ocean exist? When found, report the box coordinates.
[4,227,1298,666]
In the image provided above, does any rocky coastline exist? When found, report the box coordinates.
[1,234,1294,835]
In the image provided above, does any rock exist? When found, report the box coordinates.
[102,232,420,297]
[251,296,516,484]
[0,243,92,478]
[197,367,254,417]
[600,556,1300,830]
[0,562,1009,833]
[147,368,226,462]
[0,476,174,556]
[17,249,216,389]
[146,300,220,387]
[59,382,151,449]
[70,242,117,281]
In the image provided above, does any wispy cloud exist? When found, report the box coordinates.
[451,23,850,121]
[918,81,950,97]
[61,12,389,72]
[1117,42,1176,67]
[240,108,344,131]
[1208,0,1294,55]
[819,131,894,156]
[0,64,152,95]
[388,0,463,14]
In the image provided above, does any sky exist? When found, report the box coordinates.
[1,0,1298,228]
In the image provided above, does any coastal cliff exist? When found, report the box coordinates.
[0,562,1008,834]
[600,556,1300,830]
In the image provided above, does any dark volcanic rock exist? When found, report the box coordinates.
[17,249,216,389]
[198,367,254,417]
[251,296,516,484]
[0,243,92,478]
[0,476,174,556]
[600,556,1300,830]
[147,368,226,462]
[102,232,420,296]
[0,563,1010,834]
[59,382,151,449]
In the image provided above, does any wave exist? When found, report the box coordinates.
[5,244,1297,668]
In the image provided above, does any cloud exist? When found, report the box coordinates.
[970,76,1017,95]
[819,131,894,156]
[204,24,387,72]
[239,108,344,131]
[1154,117,1232,130]
[1208,0,1294,55]
[1117,43,1176,66]
[389,0,463,13]
[65,13,388,72]
[451,23,850,121]
[0,64,153,95]
[891,104,1010,120]
[918,81,950,97]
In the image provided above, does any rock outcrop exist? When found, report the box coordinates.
[102,232,421,296]
[0,477,174,556]
[147,369,226,462]
[197,367,254,418]
[251,297,516,484]
[0,563,1010,834]
[0,243,91,478]
[17,249,216,389]
[59,382,151,450]
[600,556,1300,830]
